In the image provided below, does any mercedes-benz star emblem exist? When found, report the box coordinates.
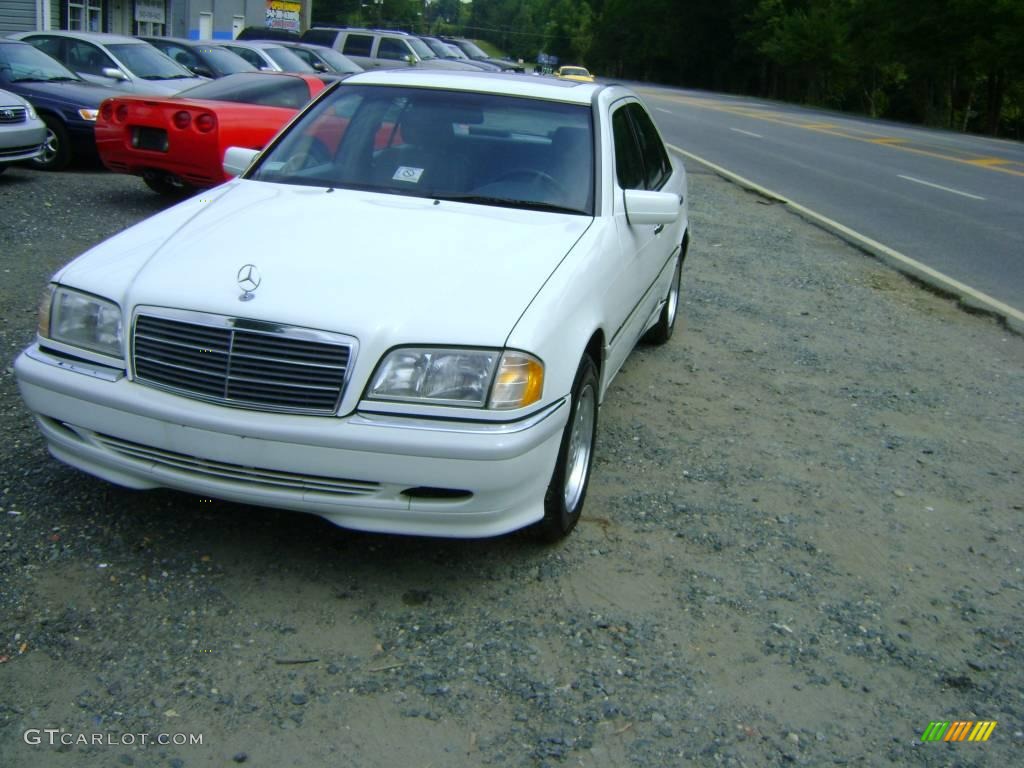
[236,264,261,301]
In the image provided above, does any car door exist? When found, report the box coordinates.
[604,100,674,376]
[374,36,414,68]
[626,102,682,325]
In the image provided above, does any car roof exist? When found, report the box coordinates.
[343,69,602,104]
[141,37,222,48]
[220,40,288,50]
[16,30,144,45]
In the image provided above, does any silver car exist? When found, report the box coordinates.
[9,31,206,95]
[0,87,46,172]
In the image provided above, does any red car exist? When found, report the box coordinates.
[95,72,332,195]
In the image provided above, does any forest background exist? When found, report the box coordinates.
[313,0,1024,138]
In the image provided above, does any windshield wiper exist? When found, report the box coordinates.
[431,194,585,215]
[145,74,190,80]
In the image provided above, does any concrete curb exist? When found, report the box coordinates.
[668,143,1024,335]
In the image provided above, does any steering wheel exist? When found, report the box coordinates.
[281,139,331,174]
[491,168,567,198]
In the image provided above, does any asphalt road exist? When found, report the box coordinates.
[635,85,1024,313]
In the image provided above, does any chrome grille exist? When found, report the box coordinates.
[132,312,352,414]
[0,106,27,124]
[91,432,380,496]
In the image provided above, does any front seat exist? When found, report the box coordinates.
[371,103,471,195]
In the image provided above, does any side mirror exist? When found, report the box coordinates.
[223,146,260,178]
[100,67,128,81]
[403,54,416,66]
[312,61,330,73]
[623,189,682,226]
[190,65,214,78]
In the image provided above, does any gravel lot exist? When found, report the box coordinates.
[0,162,1021,768]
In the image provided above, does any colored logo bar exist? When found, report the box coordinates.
[921,721,997,742]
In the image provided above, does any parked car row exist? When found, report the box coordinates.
[0,30,365,175]
[0,27,564,183]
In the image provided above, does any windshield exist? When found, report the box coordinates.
[422,38,449,57]
[444,44,469,60]
[264,46,316,73]
[249,84,595,215]
[201,46,256,74]
[175,72,311,108]
[456,40,489,59]
[0,42,80,82]
[406,38,436,60]
[311,48,362,74]
[106,43,195,79]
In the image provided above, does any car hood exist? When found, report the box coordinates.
[57,180,593,349]
[3,78,122,109]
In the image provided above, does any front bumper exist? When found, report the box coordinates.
[14,345,568,538]
[0,121,46,163]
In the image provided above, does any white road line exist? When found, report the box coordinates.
[897,174,985,201]
[664,142,1023,333]
[656,107,674,115]
[729,127,763,139]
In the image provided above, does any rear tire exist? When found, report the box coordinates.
[643,254,682,345]
[536,355,599,541]
[31,115,71,172]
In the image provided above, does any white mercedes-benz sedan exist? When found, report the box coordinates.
[15,70,689,540]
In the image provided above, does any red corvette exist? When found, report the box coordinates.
[95,72,332,195]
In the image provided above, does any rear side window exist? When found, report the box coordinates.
[628,104,672,190]
[612,107,644,190]
[342,34,373,58]
[301,29,338,47]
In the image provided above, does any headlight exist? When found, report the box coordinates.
[368,348,544,410]
[26,104,37,120]
[41,285,123,357]
[78,108,99,121]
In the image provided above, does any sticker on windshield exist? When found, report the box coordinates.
[393,166,424,183]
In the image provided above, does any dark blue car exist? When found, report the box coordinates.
[0,39,127,170]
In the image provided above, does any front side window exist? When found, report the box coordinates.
[628,104,672,190]
[376,38,409,62]
[612,106,644,190]
[249,85,595,215]
[106,43,193,79]
[67,40,115,75]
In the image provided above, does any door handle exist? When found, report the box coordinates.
[654,223,664,235]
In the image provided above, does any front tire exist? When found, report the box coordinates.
[143,173,193,197]
[31,115,71,171]
[537,355,599,541]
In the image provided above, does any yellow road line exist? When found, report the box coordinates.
[645,91,1024,178]
[666,142,1024,334]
